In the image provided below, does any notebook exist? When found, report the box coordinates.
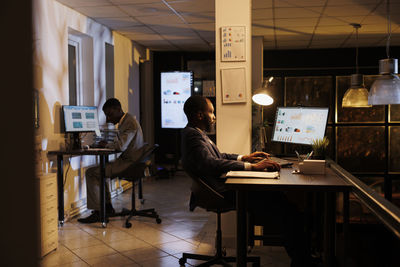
[226,171,279,179]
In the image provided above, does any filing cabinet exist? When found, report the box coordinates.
[37,172,58,257]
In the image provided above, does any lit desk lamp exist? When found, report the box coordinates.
[252,77,274,151]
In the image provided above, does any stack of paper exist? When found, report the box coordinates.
[226,171,279,179]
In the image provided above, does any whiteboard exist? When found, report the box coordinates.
[161,72,192,128]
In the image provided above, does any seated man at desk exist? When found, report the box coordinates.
[181,95,312,267]
[78,98,146,224]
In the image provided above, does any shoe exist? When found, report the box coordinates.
[77,211,111,224]
[77,211,100,224]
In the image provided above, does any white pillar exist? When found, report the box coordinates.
[215,0,252,155]
[216,0,252,248]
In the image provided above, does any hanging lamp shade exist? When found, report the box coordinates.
[342,74,371,107]
[368,58,400,105]
[252,77,274,106]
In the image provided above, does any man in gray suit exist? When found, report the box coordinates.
[181,96,312,266]
[78,98,146,224]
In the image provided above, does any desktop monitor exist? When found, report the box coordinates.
[271,107,329,145]
[62,105,100,149]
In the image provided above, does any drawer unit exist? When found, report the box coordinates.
[37,173,58,257]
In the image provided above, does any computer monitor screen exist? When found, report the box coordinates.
[63,105,100,133]
[161,71,192,128]
[271,107,329,145]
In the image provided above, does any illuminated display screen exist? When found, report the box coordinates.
[271,107,329,145]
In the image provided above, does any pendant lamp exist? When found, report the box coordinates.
[342,24,371,108]
[368,0,400,105]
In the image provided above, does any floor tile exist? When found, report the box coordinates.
[71,244,117,261]
[40,170,291,266]
[107,237,151,252]
[155,239,197,255]
[139,255,180,267]
[85,253,138,266]
[40,245,81,267]
[122,246,168,263]
[61,235,103,250]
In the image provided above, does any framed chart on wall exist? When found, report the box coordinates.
[220,26,246,62]
[221,67,246,104]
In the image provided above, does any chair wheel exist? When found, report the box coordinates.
[125,222,132,228]
[156,218,162,224]
[222,247,227,256]
[179,257,186,266]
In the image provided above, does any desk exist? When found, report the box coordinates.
[225,160,351,267]
[48,149,118,228]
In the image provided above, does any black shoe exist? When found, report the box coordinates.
[77,211,100,224]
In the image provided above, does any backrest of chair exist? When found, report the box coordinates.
[139,143,159,164]
[119,143,159,179]
[186,171,234,212]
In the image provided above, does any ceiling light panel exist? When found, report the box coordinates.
[252,8,273,20]
[168,0,215,13]
[95,17,142,29]
[277,0,327,8]
[324,5,377,17]
[75,6,128,18]
[275,17,319,27]
[274,7,321,19]
[181,12,215,24]
[110,0,160,4]
[137,14,185,24]
[57,0,110,8]
[122,3,173,17]
[252,0,273,9]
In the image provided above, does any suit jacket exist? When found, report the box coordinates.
[181,124,244,192]
[106,113,146,175]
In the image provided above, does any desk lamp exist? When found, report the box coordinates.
[252,77,274,151]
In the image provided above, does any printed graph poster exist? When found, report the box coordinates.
[221,26,246,62]
[221,67,246,103]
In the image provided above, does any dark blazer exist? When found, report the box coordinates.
[181,124,245,192]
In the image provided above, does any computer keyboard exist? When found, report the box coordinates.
[269,156,293,167]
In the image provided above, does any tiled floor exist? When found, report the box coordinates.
[40,170,291,267]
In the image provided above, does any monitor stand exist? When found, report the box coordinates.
[71,132,81,150]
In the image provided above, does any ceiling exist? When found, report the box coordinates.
[56,0,400,51]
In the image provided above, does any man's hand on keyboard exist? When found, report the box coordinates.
[251,158,280,172]
[242,151,270,163]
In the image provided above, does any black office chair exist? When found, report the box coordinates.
[114,143,162,228]
[179,172,260,267]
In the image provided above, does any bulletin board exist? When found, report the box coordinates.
[221,67,246,103]
[221,26,246,62]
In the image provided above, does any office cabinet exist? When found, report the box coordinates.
[37,172,58,257]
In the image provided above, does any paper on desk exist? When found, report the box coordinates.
[226,171,279,179]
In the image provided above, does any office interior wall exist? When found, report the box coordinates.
[33,0,137,218]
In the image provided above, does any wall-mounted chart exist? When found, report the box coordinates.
[221,26,246,62]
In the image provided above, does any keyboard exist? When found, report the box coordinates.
[269,156,293,167]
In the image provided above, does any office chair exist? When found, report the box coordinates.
[179,172,260,267]
[115,144,162,228]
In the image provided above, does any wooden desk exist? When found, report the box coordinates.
[225,160,351,267]
[48,149,118,228]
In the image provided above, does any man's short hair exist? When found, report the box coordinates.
[183,95,209,121]
[102,98,121,111]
